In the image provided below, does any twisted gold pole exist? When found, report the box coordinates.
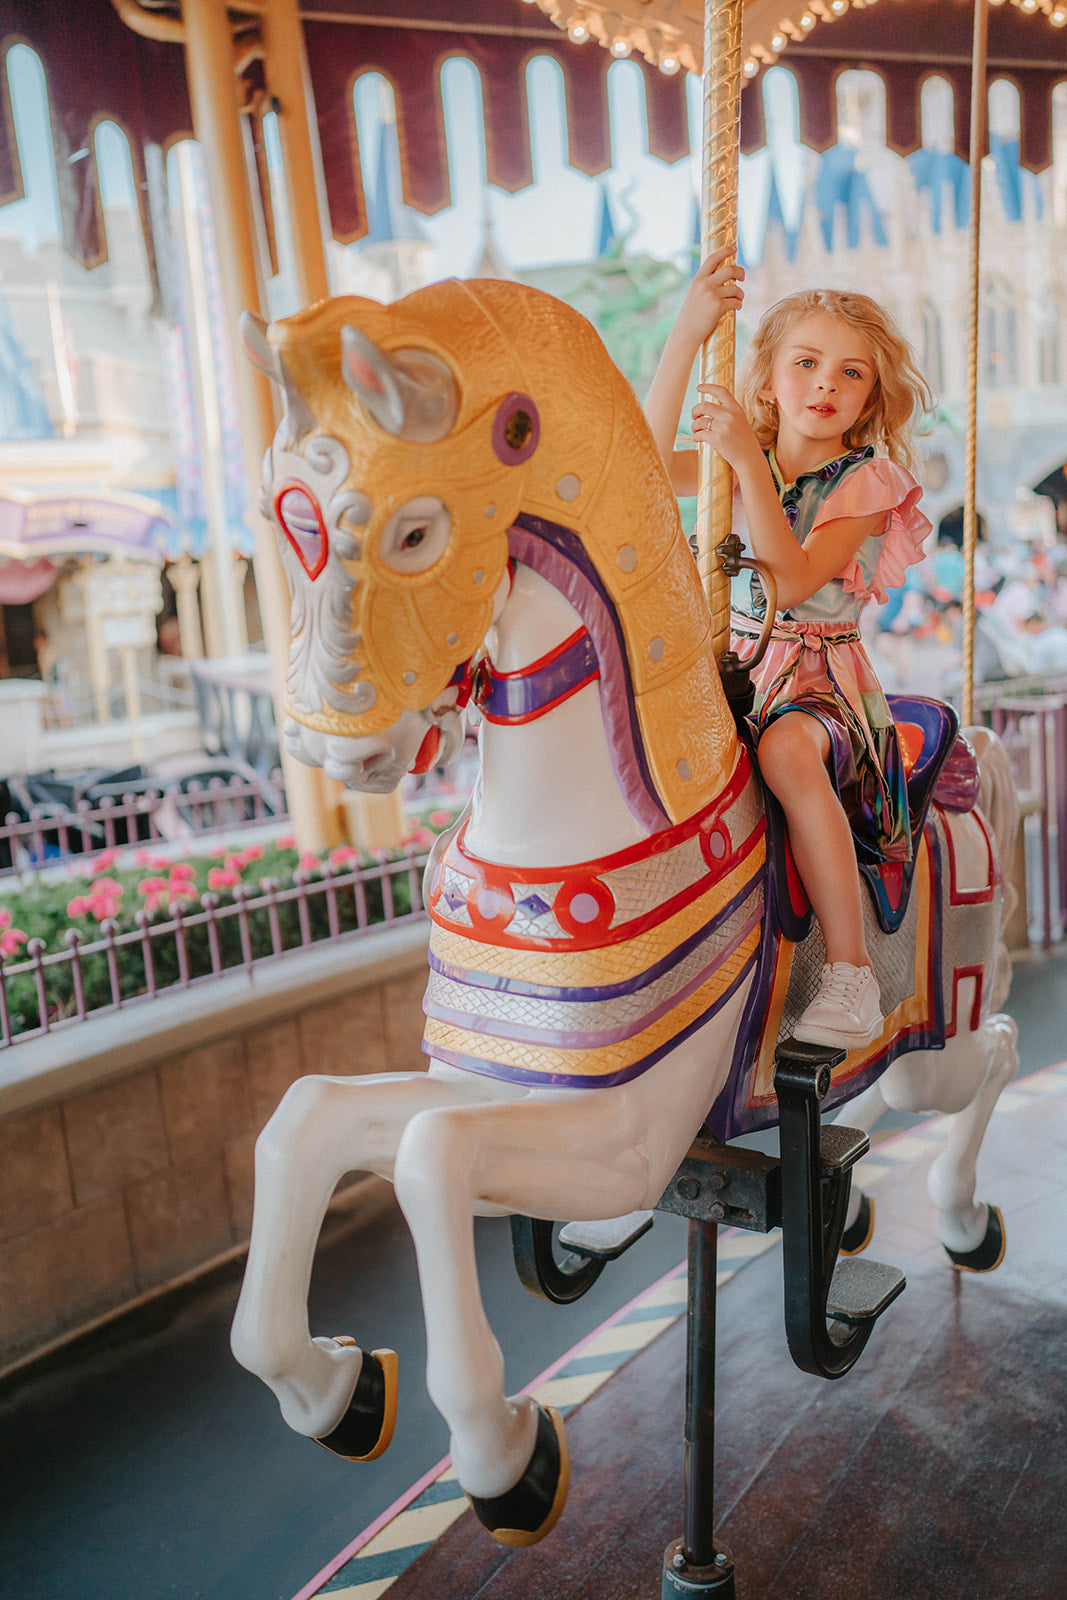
[697,0,742,660]
[962,0,988,729]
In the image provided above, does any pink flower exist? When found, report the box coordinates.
[138,876,169,913]
[83,880,124,922]
[328,844,360,867]
[277,834,296,850]
[169,862,196,881]
[167,879,198,901]
[429,810,454,828]
[298,852,321,874]
[90,849,120,876]
[210,843,228,858]
[0,908,11,930]
[0,927,26,956]
[67,895,92,917]
[208,866,241,890]
[238,843,264,864]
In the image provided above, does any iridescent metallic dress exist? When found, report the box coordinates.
[731,446,932,865]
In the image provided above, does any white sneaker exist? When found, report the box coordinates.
[793,962,883,1051]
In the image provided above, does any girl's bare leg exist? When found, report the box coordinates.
[758,712,870,968]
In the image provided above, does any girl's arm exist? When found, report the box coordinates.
[643,246,744,497]
[695,386,885,611]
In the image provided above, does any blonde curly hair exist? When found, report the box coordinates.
[736,289,934,477]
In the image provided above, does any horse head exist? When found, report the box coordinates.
[246,279,738,821]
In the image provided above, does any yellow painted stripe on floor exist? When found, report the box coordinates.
[719,1232,780,1260]
[853,1161,892,1186]
[533,1369,619,1408]
[878,1134,941,1162]
[995,1090,1037,1115]
[1008,1073,1054,1095]
[576,1313,678,1360]
[355,1494,468,1557]
[638,1275,688,1307]
[323,1579,398,1600]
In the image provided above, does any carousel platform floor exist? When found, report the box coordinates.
[321,1054,1067,1600]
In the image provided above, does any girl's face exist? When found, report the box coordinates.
[760,311,877,468]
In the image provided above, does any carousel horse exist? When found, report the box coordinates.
[230,279,1018,1548]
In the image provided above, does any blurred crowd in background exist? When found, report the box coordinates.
[863,531,1067,697]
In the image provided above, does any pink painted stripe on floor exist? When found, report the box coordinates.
[289,1450,453,1600]
[288,1250,692,1600]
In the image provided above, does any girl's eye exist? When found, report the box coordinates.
[844,367,863,380]
[797,358,814,368]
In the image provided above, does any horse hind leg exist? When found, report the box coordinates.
[833,1079,889,1245]
[923,1013,1019,1261]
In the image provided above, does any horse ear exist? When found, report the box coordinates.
[240,310,275,376]
[341,326,458,443]
[241,309,316,444]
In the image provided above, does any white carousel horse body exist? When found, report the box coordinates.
[230,279,1018,1531]
[232,561,749,1497]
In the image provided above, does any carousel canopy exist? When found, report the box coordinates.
[2,0,1064,294]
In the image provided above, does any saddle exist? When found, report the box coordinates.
[760,694,979,938]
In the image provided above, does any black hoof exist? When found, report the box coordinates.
[316,1345,397,1462]
[840,1192,875,1256]
[467,1404,570,1548]
[944,1205,1006,1274]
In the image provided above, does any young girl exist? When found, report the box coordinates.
[645,247,934,1050]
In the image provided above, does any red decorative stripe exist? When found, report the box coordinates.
[431,752,764,953]
[941,805,996,906]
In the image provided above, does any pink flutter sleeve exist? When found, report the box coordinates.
[812,459,933,605]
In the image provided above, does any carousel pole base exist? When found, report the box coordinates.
[661,1538,736,1597]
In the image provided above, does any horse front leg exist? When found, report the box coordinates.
[230,1070,498,1439]
[392,1086,654,1521]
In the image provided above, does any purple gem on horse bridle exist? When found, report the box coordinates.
[491,393,540,466]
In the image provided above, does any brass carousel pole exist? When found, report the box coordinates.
[962,0,989,728]
[697,0,743,659]
[661,20,743,1599]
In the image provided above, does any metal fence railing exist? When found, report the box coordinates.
[0,770,287,881]
[984,690,1067,949]
[0,848,429,1047]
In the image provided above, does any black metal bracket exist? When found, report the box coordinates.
[508,1216,607,1305]
[774,1038,906,1379]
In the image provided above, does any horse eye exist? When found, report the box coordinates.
[403,527,426,549]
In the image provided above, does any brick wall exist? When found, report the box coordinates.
[0,935,429,1372]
